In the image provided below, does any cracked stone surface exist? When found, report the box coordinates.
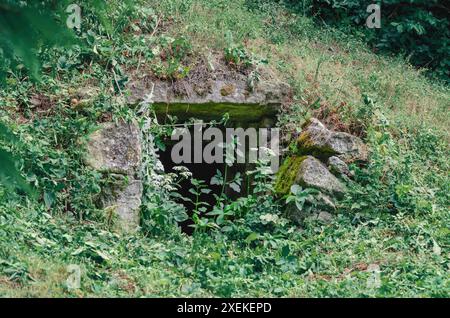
[85,121,142,176]
[296,156,347,196]
[328,156,353,177]
[297,118,368,162]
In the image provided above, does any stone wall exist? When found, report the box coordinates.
[85,79,291,232]
[85,120,143,232]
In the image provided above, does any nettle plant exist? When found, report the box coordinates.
[170,137,247,233]
[136,85,189,236]
[140,114,285,235]
[205,146,282,233]
[223,31,268,75]
[286,184,320,215]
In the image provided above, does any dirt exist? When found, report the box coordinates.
[29,93,54,114]
[127,49,273,100]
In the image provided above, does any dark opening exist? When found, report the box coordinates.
[158,125,251,234]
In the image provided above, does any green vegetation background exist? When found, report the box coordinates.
[0,0,448,297]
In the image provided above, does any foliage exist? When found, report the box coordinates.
[0,0,123,81]
[0,122,30,193]
[151,36,192,80]
[0,0,74,80]
[136,86,190,237]
[286,185,320,214]
[0,0,448,298]
[224,31,268,70]
[248,0,450,82]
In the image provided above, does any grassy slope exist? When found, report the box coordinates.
[0,0,448,297]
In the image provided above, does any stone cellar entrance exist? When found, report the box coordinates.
[85,75,368,234]
[128,78,290,233]
[158,121,279,234]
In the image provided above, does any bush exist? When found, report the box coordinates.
[312,0,449,82]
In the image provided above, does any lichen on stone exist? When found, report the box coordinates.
[220,83,236,96]
[85,121,142,176]
[84,121,143,233]
[296,156,346,196]
[296,131,336,158]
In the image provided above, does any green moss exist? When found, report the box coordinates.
[153,102,278,124]
[296,132,336,159]
[274,155,307,196]
[297,131,314,149]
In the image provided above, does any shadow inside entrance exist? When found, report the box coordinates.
[158,128,250,235]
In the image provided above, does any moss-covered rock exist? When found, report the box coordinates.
[296,118,368,162]
[274,155,308,196]
[127,78,290,126]
[275,155,346,197]
[296,118,334,158]
[85,121,142,176]
[152,101,278,124]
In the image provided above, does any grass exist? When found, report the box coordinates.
[160,0,449,133]
[0,0,448,297]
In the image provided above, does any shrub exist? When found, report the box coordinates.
[246,0,450,83]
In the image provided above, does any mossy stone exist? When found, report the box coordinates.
[274,155,308,196]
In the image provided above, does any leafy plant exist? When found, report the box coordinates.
[223,30,267,70]
[151,36,192,80]
[188,178,214,230]
[0,0,448,299]
[0,0,75,80]
[137,87,189,236]
[283,0,449,82]
[285,184,320,214]
[0,122,30,194]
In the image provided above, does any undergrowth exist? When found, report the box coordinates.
[0,0,448,297]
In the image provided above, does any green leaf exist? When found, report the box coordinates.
[43,191,55,209]
[245,232,260,243]
[281,245,290,258]
[0,130,32,195]
[229,182,241,192]
[290,184,301,195]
